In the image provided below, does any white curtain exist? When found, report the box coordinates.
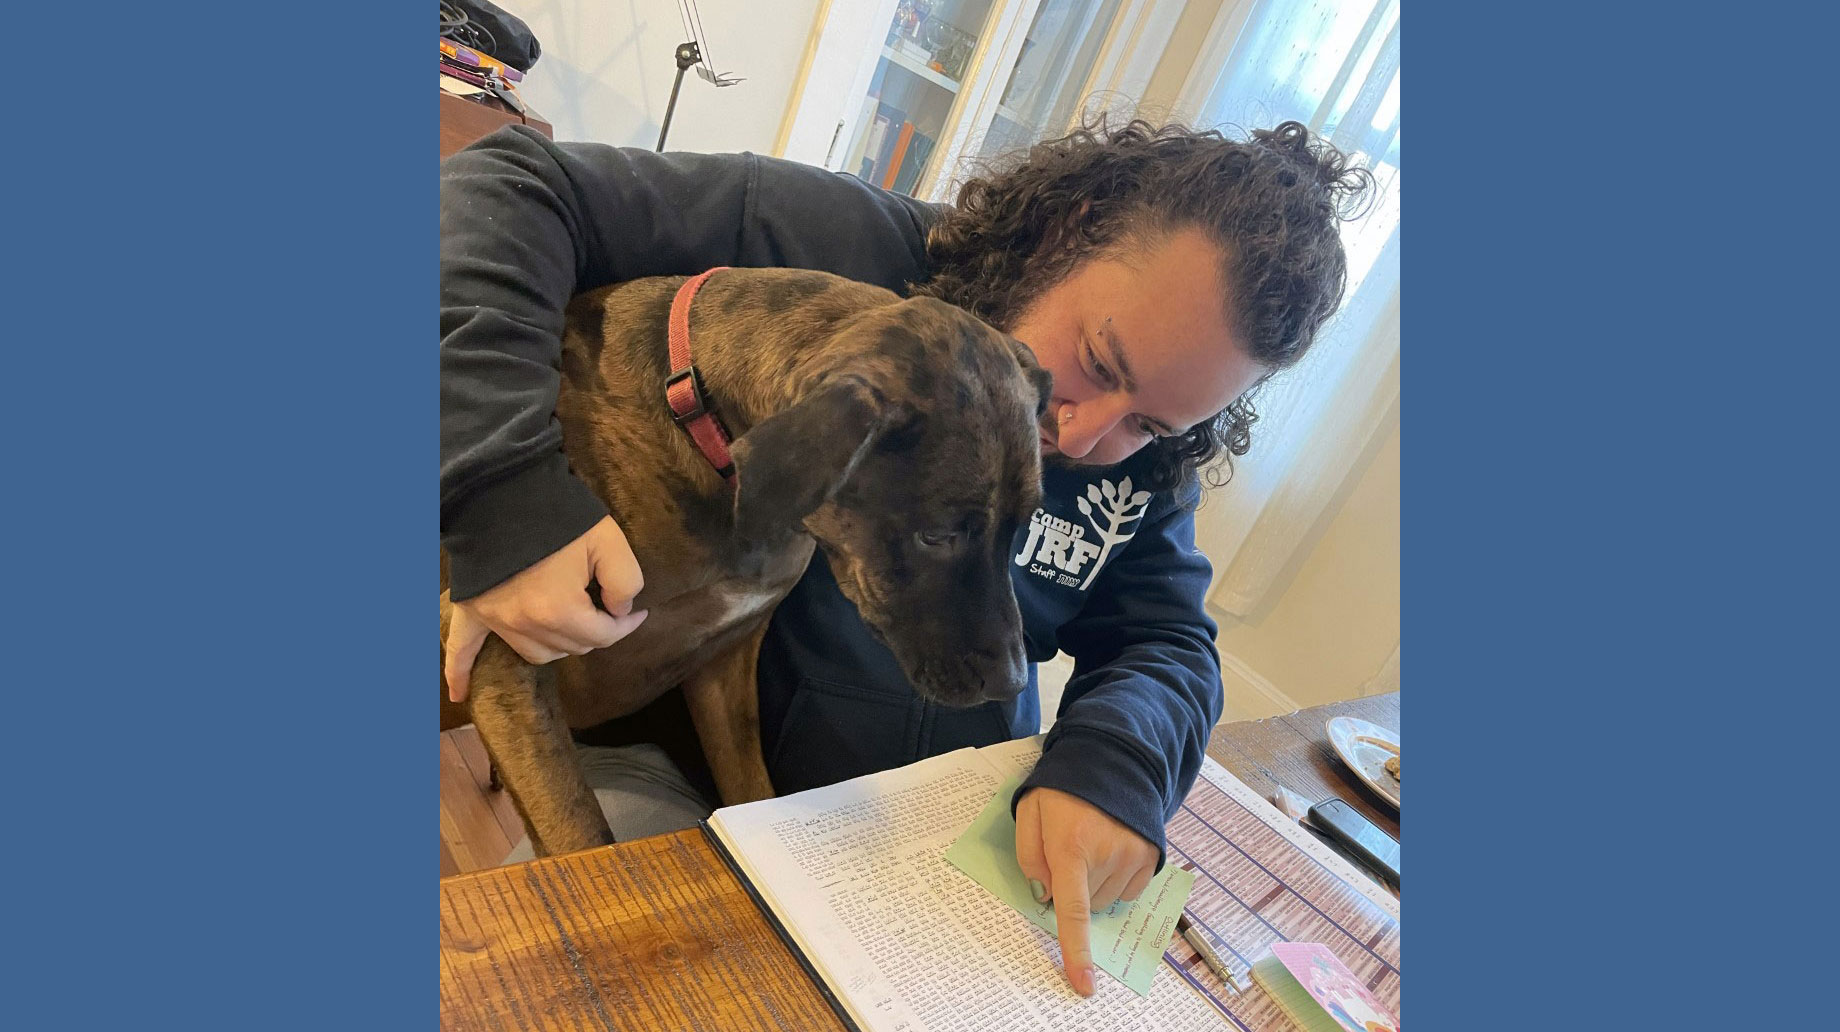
[1183,0,1402,616]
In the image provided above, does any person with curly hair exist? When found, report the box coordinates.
[440,118,1370,996]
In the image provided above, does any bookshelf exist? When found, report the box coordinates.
[881,43,961,94]
[778,0,1174,202]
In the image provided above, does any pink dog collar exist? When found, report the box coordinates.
[664,267,737,483]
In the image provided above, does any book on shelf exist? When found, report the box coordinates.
[859,101,907,185]
[859,113,891,182]
[701,734,1402,1032]
[891,130,936,196]
[881,122,917,190]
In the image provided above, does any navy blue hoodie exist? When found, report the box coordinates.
[440,126,1223,863]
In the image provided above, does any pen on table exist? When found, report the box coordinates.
[1176,913,1239,991]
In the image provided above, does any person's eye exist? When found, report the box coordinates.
[1083,340,1116,387]
[1137,416,1175,440]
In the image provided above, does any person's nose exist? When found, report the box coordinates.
[1055,396,1134,460]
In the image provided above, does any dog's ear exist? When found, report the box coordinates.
[1006,336,1054,419]
[731,376,891,542]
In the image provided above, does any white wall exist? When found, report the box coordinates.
[494,0,824,152]
[1209,412,1401,719]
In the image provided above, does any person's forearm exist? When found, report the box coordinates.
[1019,485,1223,862]
[440,127,610,593]
[439,127,761,595]
[1020,637,1221,865]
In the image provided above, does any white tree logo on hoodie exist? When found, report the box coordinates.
[1014,475,1153,590]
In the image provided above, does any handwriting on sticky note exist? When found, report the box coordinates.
[943,777,1195,996]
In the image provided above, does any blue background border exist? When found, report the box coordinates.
[9,2,1833,1028]
[1410,4,1833,1029]
[11,5,428,1028]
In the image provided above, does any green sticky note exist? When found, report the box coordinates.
[944,777,1195,997]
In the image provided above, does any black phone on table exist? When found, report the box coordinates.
[1307,797,1400,889]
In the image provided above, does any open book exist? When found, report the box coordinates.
[703,737,1401,1032]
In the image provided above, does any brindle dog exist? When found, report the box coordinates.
[441,268,1051,857]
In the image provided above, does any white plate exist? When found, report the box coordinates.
[1326,716,1400,810]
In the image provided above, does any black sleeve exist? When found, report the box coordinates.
[439,124,934,600]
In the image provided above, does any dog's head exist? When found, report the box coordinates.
[730,296,1050,707]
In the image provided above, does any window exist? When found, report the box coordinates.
[1184,0,1403,616]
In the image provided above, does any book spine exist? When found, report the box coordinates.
[1249,955,1343,1032]
[881,122,917,190]
[873,106,907,179]
[698,821,867,1032]
[859,115,890,181]
[440,38,524,81]
[892,132,935,195]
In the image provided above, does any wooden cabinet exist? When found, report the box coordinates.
[440,87,552,159]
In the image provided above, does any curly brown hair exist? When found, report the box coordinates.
[913,118,1374,493]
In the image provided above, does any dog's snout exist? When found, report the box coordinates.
[894,638,1028,708]
[968,645,1028,702]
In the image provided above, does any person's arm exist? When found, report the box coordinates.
[1023,481,1223,858]
[439,126,937,697]
[439,127,774,698]
[443,126,758,599]
[440,124,937,600]
[1010,483,1222,994]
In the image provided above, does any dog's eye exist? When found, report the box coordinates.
[914,529,962,550]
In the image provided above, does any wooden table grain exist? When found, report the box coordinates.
[439,693,1400,1031]
[1205,692,1399,841]
[440,830,845,1031]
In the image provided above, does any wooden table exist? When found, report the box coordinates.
[440,693,1400,1030]
[1202,692,1399,841]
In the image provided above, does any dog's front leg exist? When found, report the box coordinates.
[445,590,613,857]
[682,621,777,806]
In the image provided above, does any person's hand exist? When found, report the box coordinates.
[444,516,650,702]
[1015,786,1159,997]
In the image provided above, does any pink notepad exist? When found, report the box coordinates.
[1251,942,1401,1032]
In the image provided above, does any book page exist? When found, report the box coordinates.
[711,745,1224,1032]
[974,733,1044,781]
